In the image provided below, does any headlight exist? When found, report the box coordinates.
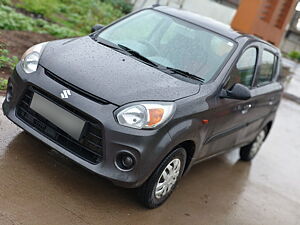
[21,42,48,73]
[116,102,175,129]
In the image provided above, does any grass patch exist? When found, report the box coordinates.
[14,0,131,34]
[0,4,81,38]
[0,44,18,70]
[0,0,132,38]
[102,0,133,14]
[288,51,300,62]
[0,78,8,90]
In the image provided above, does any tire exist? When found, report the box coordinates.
[138,147,187,209]
[240,127,268,161]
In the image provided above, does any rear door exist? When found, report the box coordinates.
[241,44,282,143]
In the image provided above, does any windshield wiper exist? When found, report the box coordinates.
[117,44,159,67]
[96,38,125,52]
[163,67,205,83]
[96,40,205,83]
[96,40,160,68]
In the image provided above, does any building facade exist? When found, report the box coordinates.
[281,10,300,52]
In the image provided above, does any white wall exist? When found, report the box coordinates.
[133,0,237,25]
[281,39,300,53]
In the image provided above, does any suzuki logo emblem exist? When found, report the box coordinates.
[60,90,71,99]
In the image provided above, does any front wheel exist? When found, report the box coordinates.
[240,128,267,161]
[138,147,186,209]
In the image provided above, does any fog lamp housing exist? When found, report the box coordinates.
[115,152,136,171]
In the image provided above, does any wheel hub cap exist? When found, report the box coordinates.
[250,130,266,158]
[155,158,181,199]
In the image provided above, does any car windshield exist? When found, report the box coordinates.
[97,9,235,83]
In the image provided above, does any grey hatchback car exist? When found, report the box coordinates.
[2,6,283,208]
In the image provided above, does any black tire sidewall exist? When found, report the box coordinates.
[138,147,187,208]
[240,127,268,161]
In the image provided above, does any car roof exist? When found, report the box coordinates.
[153,6,279,52]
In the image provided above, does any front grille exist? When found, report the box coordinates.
[16,87,104,164]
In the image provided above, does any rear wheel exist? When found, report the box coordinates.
[138,147,186,209]
[240,128,267,161]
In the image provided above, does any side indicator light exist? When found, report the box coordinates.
[202,119,209,124]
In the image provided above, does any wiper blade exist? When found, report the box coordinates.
[117,44,159,67]
[96,40,205,83]
[96,40,159,68]
[96,38,124,51]
[163,67,205,83]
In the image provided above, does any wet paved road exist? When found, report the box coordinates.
[0,97,300,225]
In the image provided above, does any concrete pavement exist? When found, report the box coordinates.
[0,96,300,225]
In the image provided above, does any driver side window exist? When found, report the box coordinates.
[225,47,258,89]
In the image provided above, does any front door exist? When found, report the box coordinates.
[202,45,259,157]
[241,44,283,144]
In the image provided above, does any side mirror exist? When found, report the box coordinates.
[91,24,104,33]
[220,83,251,100]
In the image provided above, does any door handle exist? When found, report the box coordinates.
[268,97,275,105]
[241,104,252,114]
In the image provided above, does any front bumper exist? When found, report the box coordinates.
[2,64,174,188]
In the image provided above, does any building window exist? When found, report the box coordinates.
[296,18,300,31]
[296,2,300,11]
[214,0,240,8]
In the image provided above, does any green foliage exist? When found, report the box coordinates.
[0,78,8,90]
[102,0,133,14]
[0,0,131,38]
[15,0,128,34]
[0,44,18,70]
[0,5,81,37]
[288,51,300,62]
[0,0,11,5]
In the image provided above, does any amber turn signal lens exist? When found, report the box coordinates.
[202,119,209,124]
[148,108,164,126]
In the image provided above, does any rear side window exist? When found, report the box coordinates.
[225,47,257,89]
[257,50,276,85]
